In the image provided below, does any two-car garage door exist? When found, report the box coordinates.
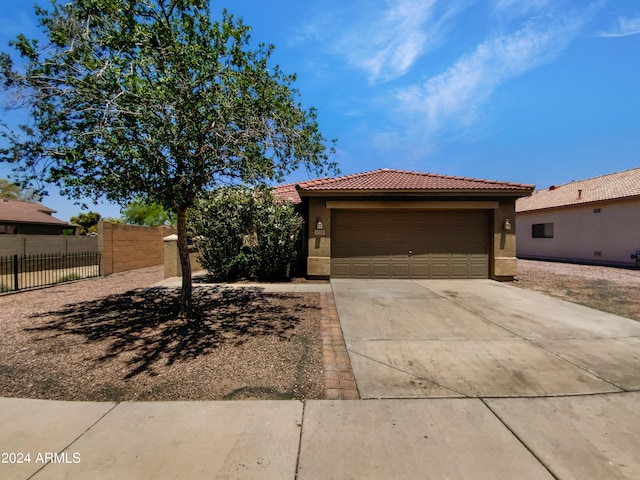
[331,210,490,279]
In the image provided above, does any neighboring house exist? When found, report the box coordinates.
[275,169,534,280]
[0,199,77,235]
[516,167,640,268]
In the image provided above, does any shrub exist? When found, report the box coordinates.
[189,187,303,281]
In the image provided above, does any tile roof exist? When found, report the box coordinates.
[517,167,640,212]
[0,199,69,225]
[274,169,534,204]
[272,181,312,204]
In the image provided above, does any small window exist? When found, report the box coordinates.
[532,223,554,238]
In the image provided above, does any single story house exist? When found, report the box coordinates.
[516,167,640,268]
[275,169,534,280]
[0,199,77,235]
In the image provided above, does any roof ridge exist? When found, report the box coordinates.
[297,169,386,187]
[542,167,640,190]
[296,168,532,188]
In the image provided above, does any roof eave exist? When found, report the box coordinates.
[0,219,71,226]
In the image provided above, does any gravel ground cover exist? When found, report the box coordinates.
[514,259,640,321]
[2,259,637,402]
[0,266,323,401]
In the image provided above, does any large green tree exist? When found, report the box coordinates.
[0,178,40,201]
[0,0,336,317]
[70,210,102,234]
[122,197,175,226]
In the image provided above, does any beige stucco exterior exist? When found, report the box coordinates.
[306,197,332,277]
[516,197,640,268]
[305,196,520,280]
[492,199,519,278]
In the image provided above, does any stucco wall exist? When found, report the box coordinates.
[306,197,332,277]
[99,222,176,275]
[516,198,640,267]
[493,199,518,279]
[162,236,203,278]
[0,234,98,256]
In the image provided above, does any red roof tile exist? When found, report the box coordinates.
[516,168,640,212]
[274,169,534,204]
[272,181,312,204]
[0,199,69,225]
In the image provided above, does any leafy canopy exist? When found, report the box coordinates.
[122,197,174,226]
[0,0,336,210]
[0,178,40,201]
[70,210,101,234]
[0,0,337,317]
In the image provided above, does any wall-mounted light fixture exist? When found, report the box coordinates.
[502,219,512,231]
[314,218,326,237]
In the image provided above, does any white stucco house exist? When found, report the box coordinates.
[516,168,640,268]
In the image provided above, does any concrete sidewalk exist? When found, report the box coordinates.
[2,393,640,479]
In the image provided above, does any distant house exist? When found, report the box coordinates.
[0,199,77,235]
[516,168,640,268]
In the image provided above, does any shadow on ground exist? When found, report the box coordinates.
[26,286,316,379]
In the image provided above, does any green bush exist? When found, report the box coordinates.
[189,187,303,281]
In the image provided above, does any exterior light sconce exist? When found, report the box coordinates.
[316,219,324,230]
[315,219,326,237]
[502,219,512,231]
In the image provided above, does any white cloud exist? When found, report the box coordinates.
[334,0,439,83]
[597,15,640,37]
[395,13,588,134]
[492,0,554,17]
[296,0,469,84]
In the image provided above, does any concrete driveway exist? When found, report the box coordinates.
[325,279,640,478]
[331,279,640,398]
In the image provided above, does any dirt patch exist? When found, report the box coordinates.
[0,266,324,401]
[514,259,640,321]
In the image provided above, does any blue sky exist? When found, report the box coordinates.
[1,0,639,221]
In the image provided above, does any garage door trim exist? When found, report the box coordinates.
[326,200,499,210]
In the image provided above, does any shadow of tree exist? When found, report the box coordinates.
[27,286,317,379]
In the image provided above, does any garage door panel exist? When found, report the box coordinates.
[351,263,372,278]
[390,263,410,278]
[371,263,391,278]
[470,263,489,277]
[331,262,351,277]
[428,263,450,278]
[331,210,489,279]
[451,263,471,278]
[410,263,430,277]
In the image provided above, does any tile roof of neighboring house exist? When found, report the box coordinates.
[516,167,640,213]
[0,199,69,225]
[274,169,534,204]
[272,181,309,204]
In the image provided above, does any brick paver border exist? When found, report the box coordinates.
[319,292,360,400]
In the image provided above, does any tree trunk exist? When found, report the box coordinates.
[176,208,193,318]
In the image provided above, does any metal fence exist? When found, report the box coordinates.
[0,252,101,293]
